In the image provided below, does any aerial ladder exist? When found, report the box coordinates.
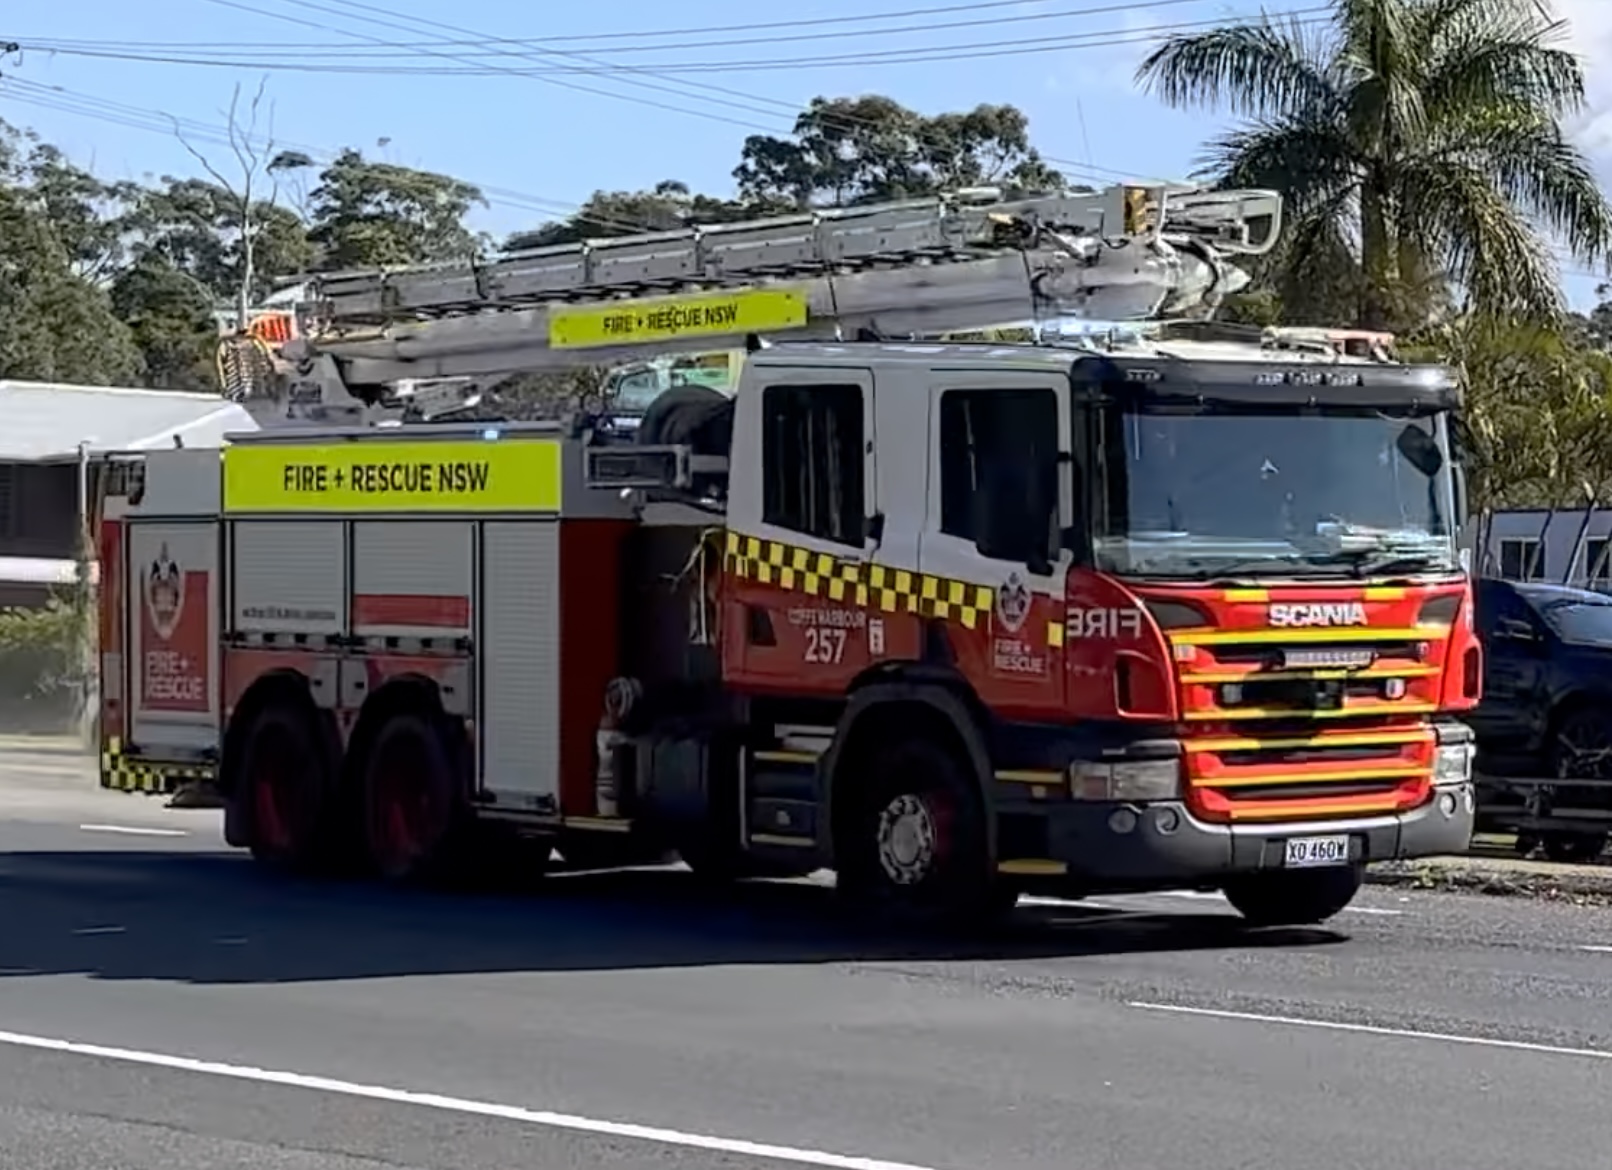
[272,182,1284,421]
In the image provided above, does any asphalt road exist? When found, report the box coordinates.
[4,746,1612,1170]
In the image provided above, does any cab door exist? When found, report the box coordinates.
[916,370,1070,719]
[722,364,880,690]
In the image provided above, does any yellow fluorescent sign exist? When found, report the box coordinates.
[549,288,807,350]
[223,439,562,513]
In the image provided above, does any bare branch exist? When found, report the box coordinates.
[169,115,236,196]
[169,75,280,341]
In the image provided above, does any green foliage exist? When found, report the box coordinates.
[735,96,1067,209]
[1405,313,1612,509]
[1137,0,1612,330]
[0,595,90,702]
[304,148,486,270]
[514,97,1068,248]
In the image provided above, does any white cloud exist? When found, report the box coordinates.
[1551,0,1612,158]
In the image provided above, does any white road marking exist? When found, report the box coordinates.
[1578,945,1612,954]
[1128,1001,1612,1061]
[77,824,188,837]
[71,926,126,936]
[0,1029,943,1170]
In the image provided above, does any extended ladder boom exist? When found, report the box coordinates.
[286,182,1283,401]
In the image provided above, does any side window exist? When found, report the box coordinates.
[1498,537,1543,581]
[760,383,865,547]
[1585,538,1610,589]
[938,388,1060,570]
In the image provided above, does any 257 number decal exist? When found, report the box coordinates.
[803,627,847,664]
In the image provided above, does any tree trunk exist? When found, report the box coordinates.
[1358,175,1393,330]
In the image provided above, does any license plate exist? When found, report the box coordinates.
[1282,647,1374,669]
[1284,835,1352,868]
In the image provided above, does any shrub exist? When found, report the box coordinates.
[0,594,90,700]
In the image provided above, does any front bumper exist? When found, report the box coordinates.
[1032,780,1474,888]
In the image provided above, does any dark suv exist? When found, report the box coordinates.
[1469,578,1612,860]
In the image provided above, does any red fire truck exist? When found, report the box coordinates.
[97,183,1480,927]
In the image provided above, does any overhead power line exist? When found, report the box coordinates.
[11,8,1331,78]
[10,0,1213,59]
[262,0,1128,186]
[177,0,1319,190]
[0,78,651,235]
[12,0,1159,50]
[0,0,1321,236]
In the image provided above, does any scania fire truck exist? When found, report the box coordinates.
[97,182,1480,927]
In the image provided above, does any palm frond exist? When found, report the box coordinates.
[1198,116,1359,216]
[1135,12,1337,119]
[1413,102,1612,268]
[1418,10,1585,120]
[1399,159,1563,318]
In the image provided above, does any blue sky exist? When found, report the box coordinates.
[3,0,1609,308]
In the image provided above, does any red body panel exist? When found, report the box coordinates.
[718,532,1475,824]
[558,519,632,817]
[98,518,125,743]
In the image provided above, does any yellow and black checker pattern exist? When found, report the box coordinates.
[100,736,216,794]
[724,531,998,631]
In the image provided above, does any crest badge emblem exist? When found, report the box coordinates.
[995,571,1031,634]
[145,544,185,641]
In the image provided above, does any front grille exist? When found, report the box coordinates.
[1132,582,1462,823]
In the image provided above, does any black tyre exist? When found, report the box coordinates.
[233,701,339,872]
[360,711,466,883]
[1223,865,1364,927]
[1551,704,1612,785]
[1540,831,1608,864]
[834,736,1007,928]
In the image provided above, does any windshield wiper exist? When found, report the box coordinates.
[1135,559,1336,581]
[1337,551,1455,579]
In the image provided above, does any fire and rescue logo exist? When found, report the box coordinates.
[995,571,1031,633]
[144,544,185,642]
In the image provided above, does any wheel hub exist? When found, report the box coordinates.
[876,793,937,886]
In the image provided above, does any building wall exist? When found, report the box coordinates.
[1477,508,1612,589]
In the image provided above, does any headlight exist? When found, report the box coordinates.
[1433,742,1474,784]
[1069,759,1181,801]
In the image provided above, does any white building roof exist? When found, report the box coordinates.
[0,380,259,463]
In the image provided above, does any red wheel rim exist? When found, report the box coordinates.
[250,738,295,853]
[370,729,443,874]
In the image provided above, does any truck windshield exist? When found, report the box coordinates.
[1093,401,1459,580]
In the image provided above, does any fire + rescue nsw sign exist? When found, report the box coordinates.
[139,541,211,713]
[549,288,807,350]
[223,439,563,514]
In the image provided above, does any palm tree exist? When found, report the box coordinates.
[1137,0,1612,329]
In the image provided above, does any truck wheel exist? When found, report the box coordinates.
[1539,831,1608,864]
[236,701,337,872]
[360,712,464,883]
[1222,865,1365,927]
[835,736,1004,928]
